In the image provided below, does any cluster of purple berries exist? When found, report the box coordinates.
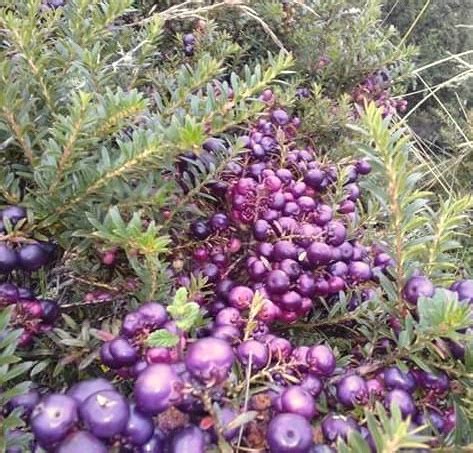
[0,282,59,348]
[352,70,408,117]
[0,206,56,274]
[177,92,386,329]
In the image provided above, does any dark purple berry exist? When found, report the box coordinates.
[336,375,368,407]
[266,413,313,453]
[384,389,416,418]
[0,244,19,273]
[266,270,290,295]
[185,337,235,384]
[8,389,40,416]
[321,414,359,443]
[134,364,183,415]
[169,425,205,453]
[190,221,211,240]
[237,340,269,370]
[307,242,332,266]
[79,390,129,439]
[280,385,317,419]
[382,367,416,393]
[228,286,254,310]
[124,404,154,446]
[56,431,107,453]
[307,345,336,376]
[30,394,78,446]
[67,378,114,404]
[2,206,26,224]
[403,276,435,304]
[18,243,50,271]
[272,109,290,126]
[109,337,138,367]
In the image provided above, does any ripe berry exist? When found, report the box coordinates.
[185,337,235,384]
[237,340,269,370]
[56,431,107,453]
[123,404,154,446]
[168,425,205,453]
[307,345,336,376]
[384,389,416,418]
[18,243,51,271]
[336,374,368,407]
[30,394,78,447]
[228,286,254,310]
[321,414,359,442]
[266,270,290,295]
[80,390,129,439]
[403,276,435,304]
[109,337,138,368]
[279,385,317,419]
[382,367,416,393]
[0,244,19,273]
[266,413,313,453]
[67,378,115,404]
[134,364,183,415]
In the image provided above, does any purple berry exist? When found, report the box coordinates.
[185,337,235,384]
[228,286,254,310]
[38,299,60,324]
[30,394,78,446]
[210,213,230,231]
[124,404,154,446]
[336,375,368,407]
[0,282,19,300]
[348,261,372,282]
[403,276,435,304]
[140,429,166,452]
[215,307,243,327]
[190,220,211,240]
[137,302,168,327]
[296,273,316,297]
[325,221,346,246]
[121,312,144,337]
[267,413,313,453]
[321,414,359,442]
[67,378,114,404]
[382,367,416,393]
[273,240,298,261]
[280,385,317,419]
[266,270,290,295]
[18,243,51,271]
[109,337,138,367]
[300,374,323,398]
[168,425,205,453]
[356,159,372,175]
[384,389,416,418]
[254,219,271,240]
[451,279,473,303]
[237,340,269,370]
[8,389,40,416]
[2,206,26,224]
[134,364,183,415]
[307,242,332,266]
[307,345,336,376]
[272,109,290,126]
[0,244,19,273]
[80,390,129,439]
[56,431,107,453]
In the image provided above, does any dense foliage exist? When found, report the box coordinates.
[0,1,471,452]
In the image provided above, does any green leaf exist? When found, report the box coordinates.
[146,329,180,348]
